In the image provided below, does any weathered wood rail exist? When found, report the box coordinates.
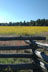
[0,36,48,72]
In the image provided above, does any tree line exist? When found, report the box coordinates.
[0,19,48,26]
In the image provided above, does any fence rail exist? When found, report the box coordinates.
[0,36,46,41]
[0,45,30,50]
[0,36,48,72]
[0,63,37,70]
[0,54,32,58]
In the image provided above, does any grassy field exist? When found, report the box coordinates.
[0,26,48,35]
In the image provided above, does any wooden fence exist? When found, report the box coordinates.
[0,36,48,72]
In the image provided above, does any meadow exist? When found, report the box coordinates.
[0,26,48,35]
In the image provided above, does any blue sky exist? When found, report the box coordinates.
[0,0,48,23]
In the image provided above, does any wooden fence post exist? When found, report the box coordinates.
[30,40,44,72]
